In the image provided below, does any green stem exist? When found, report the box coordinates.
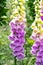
[22,60,24,65]
[26,44,27,57]
[14,57,17,65]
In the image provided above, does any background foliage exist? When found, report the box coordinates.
[0,0,36,65]
[0,0,8,25]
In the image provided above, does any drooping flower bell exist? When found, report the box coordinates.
[35,37,43,65]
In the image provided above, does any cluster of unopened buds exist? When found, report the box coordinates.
[10,0,26,20]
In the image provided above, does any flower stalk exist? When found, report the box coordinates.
[30,0,43,65]
[8,0,26,61]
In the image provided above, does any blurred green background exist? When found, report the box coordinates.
[0,0,36,65]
